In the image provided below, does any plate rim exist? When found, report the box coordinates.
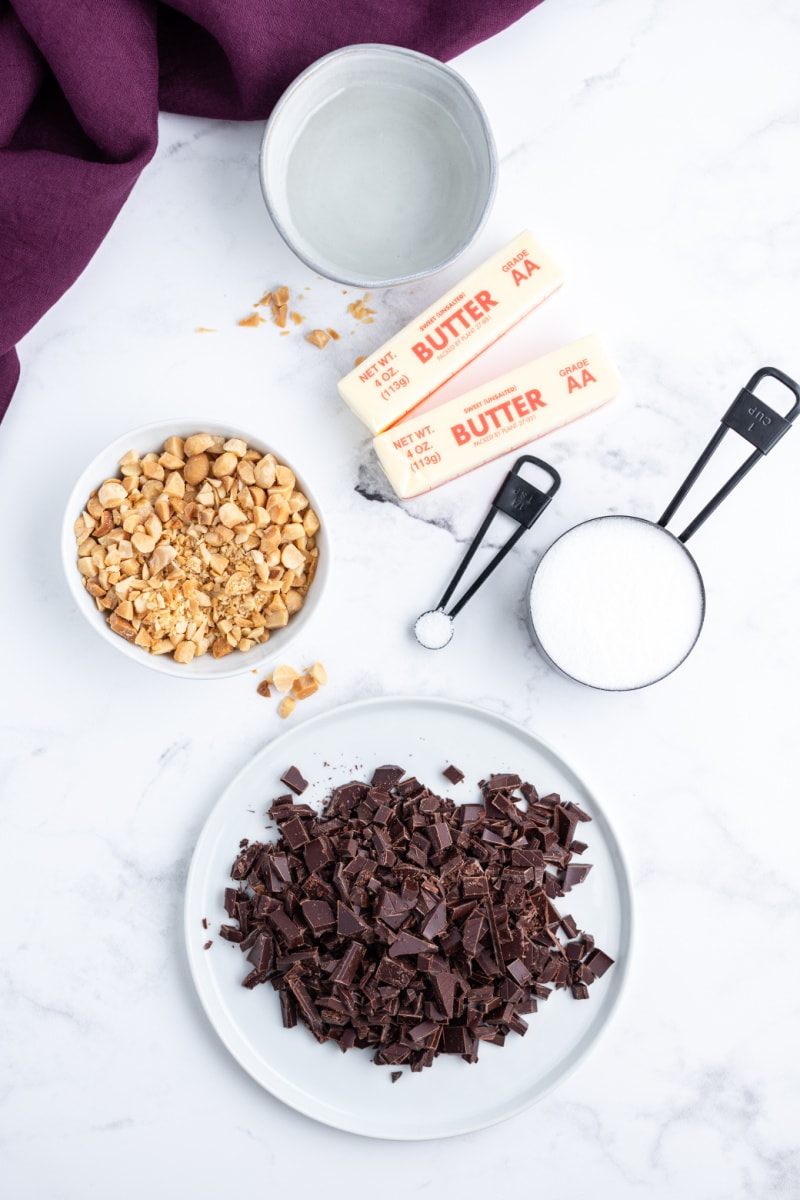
[184,695,634,1139]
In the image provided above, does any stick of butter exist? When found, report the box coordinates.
[372,334,620,499]
[338,231,564,435]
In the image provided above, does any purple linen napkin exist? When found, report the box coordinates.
[0,0,544,425]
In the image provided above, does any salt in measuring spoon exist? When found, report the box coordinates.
[528,366,800,690]
[415,455,561,648]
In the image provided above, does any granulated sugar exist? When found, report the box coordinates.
[529,516,705,690]
[414,609,454,650]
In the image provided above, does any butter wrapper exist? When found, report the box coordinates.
[372,334,620,499]
[338,231,564,435]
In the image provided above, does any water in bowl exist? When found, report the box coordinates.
[285,82,479,282]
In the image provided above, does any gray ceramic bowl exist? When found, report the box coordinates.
[259,44,497,288]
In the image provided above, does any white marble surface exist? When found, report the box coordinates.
[2,0,800,1194]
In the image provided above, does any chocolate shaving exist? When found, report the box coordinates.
[220,767,611,1071]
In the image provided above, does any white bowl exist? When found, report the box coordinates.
[259,44,497,288]
[61,420,330,679]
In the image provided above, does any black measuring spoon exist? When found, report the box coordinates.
[414,455,561,649]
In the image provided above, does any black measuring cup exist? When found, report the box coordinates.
[414,455,561,649]
[527,367,800,690]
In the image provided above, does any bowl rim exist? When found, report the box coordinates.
[258,42,498,289]
[61,418,330,680]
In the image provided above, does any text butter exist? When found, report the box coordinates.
[372,334,620,499]
[337,231,564,435]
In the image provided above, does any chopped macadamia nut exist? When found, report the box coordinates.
[184,433,215,457]
[254,456,277,489]
[272,664,299,693]
[213,451,238,478]
[310,661,328,687]
[98,481,127,509]
[74,434,321,665]
[184,454,210,484]
[159,451,185,471]
[174,641,196,664]
[281,544,305,571]
[277,695,296,719]
[218,502,248,528]
[291,673,318,700]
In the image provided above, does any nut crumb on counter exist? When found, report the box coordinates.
[242,284,378,341]
[348,297,375,323]
[257,660,327,716]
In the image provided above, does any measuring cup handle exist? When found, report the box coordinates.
[658,366,800,543]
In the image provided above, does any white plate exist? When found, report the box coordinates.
[184,697,632,1139]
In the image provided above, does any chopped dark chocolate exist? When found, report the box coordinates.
[560,913,578,938]
[280,765,309,795]
[585,948,615,977]
[390,1070,402,1083]
[220,764,610,1073]
[219,924,243,943]
[371,765,405,789]
[337,902,367,938]
[562,863,592,892]
[301,899,336,935]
